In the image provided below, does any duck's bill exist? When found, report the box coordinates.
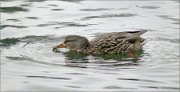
[52,43,66,52]
[55,43,66,48]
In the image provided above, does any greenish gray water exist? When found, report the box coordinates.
[0,0,179,91]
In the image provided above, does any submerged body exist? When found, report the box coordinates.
[53,30,147,55]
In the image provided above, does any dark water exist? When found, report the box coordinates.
[1,0,179,91]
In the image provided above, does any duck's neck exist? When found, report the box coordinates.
[80,43,91,54]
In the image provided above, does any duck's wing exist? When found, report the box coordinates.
[89,30,147,54]
[91,30,147,43]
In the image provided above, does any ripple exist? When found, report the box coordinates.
[157,15,179,24]
[65,85,81,88]
[6,55,65,67]
[6,19,21,22]
[80,8,113,11]
[36,22,97,28]
[0,0,12,2]
[36,22,59,27]
[37,7,48,9]
[64,61,88,68]
[27,0,47,2]
[19,35,63,43]
[51,9,64,11]
[25,17,39,20]
[1,25,27,30]
[21,3,32,7]
[104,85,136,90]
[6,56,31,61]
[141,86,180,90]
[81,13,137,20]
[0,35,63,47]
[118,7,130,10]
[156,37,180,43]
[26,76,71,80]
[60,0,82,3]
[64,73,87,75]
[117,78,163,83]
[136,5,160,9]
[0,7,28,13]
[48,4,58,7]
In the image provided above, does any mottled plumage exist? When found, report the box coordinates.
[53,30,147,55]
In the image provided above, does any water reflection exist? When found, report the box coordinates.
[63,50,143,61]
[0,38,20,46]
[64,51,88,60]
[0,7,28,13]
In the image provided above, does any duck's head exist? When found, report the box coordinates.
[53,35,90,52]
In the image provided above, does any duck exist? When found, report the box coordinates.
[52,30,147,55]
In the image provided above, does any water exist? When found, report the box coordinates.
[0,0,179,91]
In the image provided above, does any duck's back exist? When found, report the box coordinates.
[88,31,146,54]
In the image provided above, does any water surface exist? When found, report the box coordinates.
[1,0,179,91]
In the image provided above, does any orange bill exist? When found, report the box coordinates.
[54,43,66,48]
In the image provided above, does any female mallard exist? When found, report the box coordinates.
[53,30,147,55]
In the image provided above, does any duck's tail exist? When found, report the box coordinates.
[138,29,148,35]
[126,30,147,43]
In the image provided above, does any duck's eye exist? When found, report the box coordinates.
[64,40,70,43]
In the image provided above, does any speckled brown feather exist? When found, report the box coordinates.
[87,31,146,54]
